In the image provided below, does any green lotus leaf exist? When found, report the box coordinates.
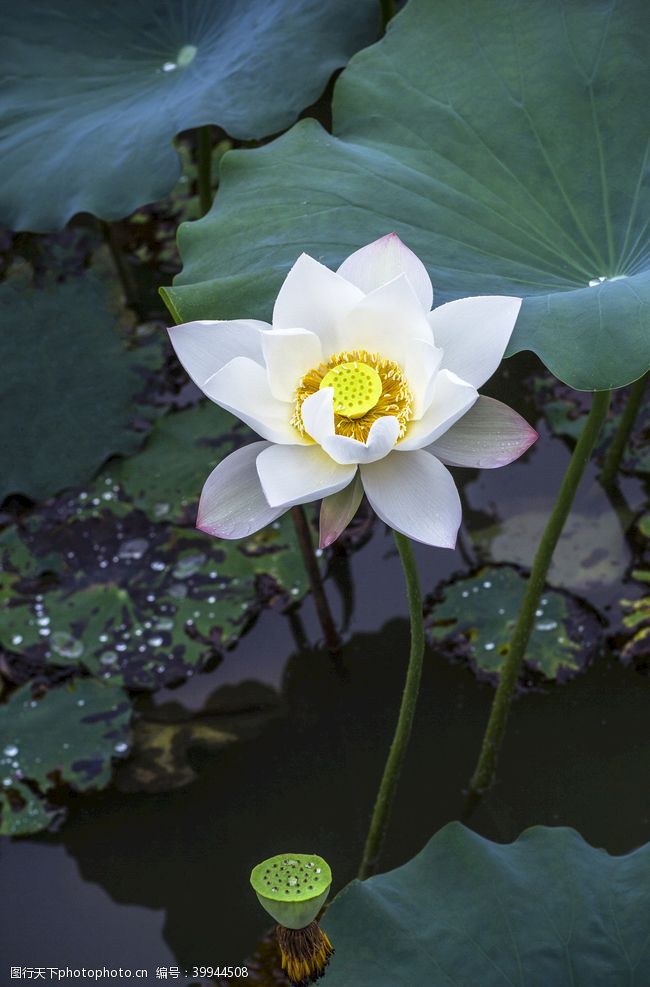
[322,823,650,985]
[0,264,165,503]
[0,679,132,836]
[0,515,308,690]
[425,566,597,682]
[1,0,380,232]
[165,0,650,391]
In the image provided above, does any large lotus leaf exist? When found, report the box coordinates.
[425,566,598,683]
[0,678,132,836]
[323,822,650,985]
[0,264,165,502]
[1,0,380,232]
[164,0,650,391]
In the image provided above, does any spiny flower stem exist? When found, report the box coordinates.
[600,372,647,488]
[291,506,341,655]
[358,531,424,879]
[467,389,611,801]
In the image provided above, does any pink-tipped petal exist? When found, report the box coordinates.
[360,450,461,549]
[272,253,363,357]
[167,319,268,393]
[397,370,478,451]
[337,233,434,312]
[428,296,522,388]
[197,441,284,539]
[319,474,364,548]
[256,444,356,509]
[428,396,538,468]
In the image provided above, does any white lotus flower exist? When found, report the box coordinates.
[168,234,537,549]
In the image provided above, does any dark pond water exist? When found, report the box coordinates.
[1,356,647,984]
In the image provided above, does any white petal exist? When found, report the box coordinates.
[361,450,461,548]
[301,388,335,444]
[256,444,356,509]
[197,441,284,539]
[337,233,434,312]
[428,296,522,388]
[339,275,434,365]
[167,319,268,393]
[204,357,304,445]
[273,253,363,357]
[319,474,364,548]
[262,328,323,401]
[404,338,444,419]
[397,370,478,451]
[321,417,400,465]
[428,396,538,468]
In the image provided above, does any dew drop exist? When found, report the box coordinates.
[113,742,129,754]
[119,538,149,561]
[51,632,84,660]
[173,553,206,579]
[3,745,18,758]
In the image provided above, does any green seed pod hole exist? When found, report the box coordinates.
[250,853,332,903]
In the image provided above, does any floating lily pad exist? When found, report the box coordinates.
[0,678,132,836]
[165,0,650,391]
[322,822,650,985]
[425,566,597,682]
[1,0,380,231]
[102,402,247,524]
[0,513,307,691]
[619,515,650,667]
[535,376,650,476]
[0,264,165,503]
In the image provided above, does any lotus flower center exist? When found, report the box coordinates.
[319,361,383,419]
[292,349,413,443]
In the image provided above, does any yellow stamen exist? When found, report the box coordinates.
[292,349,412,443]
[276,922,334,986]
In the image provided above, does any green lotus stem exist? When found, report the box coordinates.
[291,506,341,655]
[600,372,647,488]
[99,220,139,311]
[197,125,214,216]
[380,0,396,29]
[468,389,611,798]
[358,531,424,880]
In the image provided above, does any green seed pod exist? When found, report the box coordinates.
[250,853,332,930]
